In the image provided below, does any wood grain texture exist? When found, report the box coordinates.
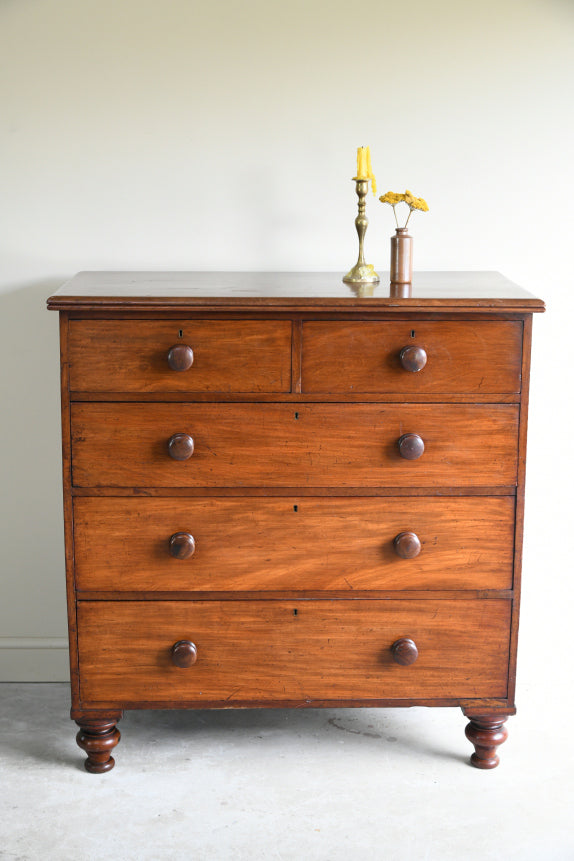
[75,717,121,773]
[68,319,292,393]
[58,314,81,710]
[49,274,544,769]
[465,715,509,769]
[73,496,515,592]
[71,485,517,498]
[291,318,302,394]
[70,403,519,488]
[507,314,534,707]
[69,391,523,404]
[76,590,514,602]
[302,321,522,393]
[77,599,511,704]
[47,271,546,313]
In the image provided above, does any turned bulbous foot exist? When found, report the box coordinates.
[75,718,121,773]
[465,715,509,769]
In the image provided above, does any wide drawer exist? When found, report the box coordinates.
[302,321,522,393]
[71,403,519,487]
[68,319,292,393]
[77,599,511,704]
[74,496,515,592]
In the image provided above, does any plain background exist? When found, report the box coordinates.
[0,0,572,707]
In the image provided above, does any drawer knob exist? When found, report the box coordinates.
[399,345,427,373]
[393,532,422,559]
[168,433,194,461]
[391,638,419,666]
[167,344,194,371]
[398,433,424,460]
[171,640,198,668]
[169,532,196,559]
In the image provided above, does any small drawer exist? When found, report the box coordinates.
[74,496,515,592]
[71,403,519,488]
[302,321,522,394]
[77,599,511,705]
[68,319,292,393]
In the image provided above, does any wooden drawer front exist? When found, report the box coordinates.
[74,496,515,592]
[71,403,519,488]
[68,320,292,393]
[302,321,522,393]
[77,599,511,704]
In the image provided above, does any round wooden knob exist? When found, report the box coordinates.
[398,433,424,460]
[167,433,194,461]
[391,638,419,666]
[169,532,196,559]
[393,532,422,559]
[171,640,198,668]
[399,345,427,373]
[167,344,194,371]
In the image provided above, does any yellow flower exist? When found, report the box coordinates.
[405,190,429,211]
[379,191,405,205]
[379,188,429,228]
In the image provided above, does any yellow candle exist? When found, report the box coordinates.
[356,146,377,195]
[356,146,369,179]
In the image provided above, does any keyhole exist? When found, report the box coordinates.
[295,412,299,420]
[410,330,415,338]
[178,329,183,338]
[293,608,298,616]
[293,505,298,512]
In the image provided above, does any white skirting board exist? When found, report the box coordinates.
[0,638,70,681]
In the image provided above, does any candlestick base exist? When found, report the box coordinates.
[343,263,380,284]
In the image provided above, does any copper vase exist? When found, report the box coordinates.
[390,227,413,284]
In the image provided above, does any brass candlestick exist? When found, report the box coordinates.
[343,178,380,285]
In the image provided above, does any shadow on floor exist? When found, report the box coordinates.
[0,683,468,771]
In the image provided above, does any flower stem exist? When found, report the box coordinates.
[405,206,413,228]
[392,204,399,228]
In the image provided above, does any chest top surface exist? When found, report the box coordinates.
[47,271,545,313]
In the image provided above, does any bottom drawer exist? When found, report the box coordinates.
[77,599,511,705]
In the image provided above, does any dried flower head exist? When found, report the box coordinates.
[379,191,405,205]
[405,190,429,212]
[379,189,429,227]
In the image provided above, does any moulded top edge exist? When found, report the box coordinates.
[47,271,546,312]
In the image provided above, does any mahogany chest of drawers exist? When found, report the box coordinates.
[48,271,544,772]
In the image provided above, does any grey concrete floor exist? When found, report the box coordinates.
[0,683,572,861]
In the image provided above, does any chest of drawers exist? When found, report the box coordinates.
[48,271,544,772]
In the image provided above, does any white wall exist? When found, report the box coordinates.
[0,0,572,682]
